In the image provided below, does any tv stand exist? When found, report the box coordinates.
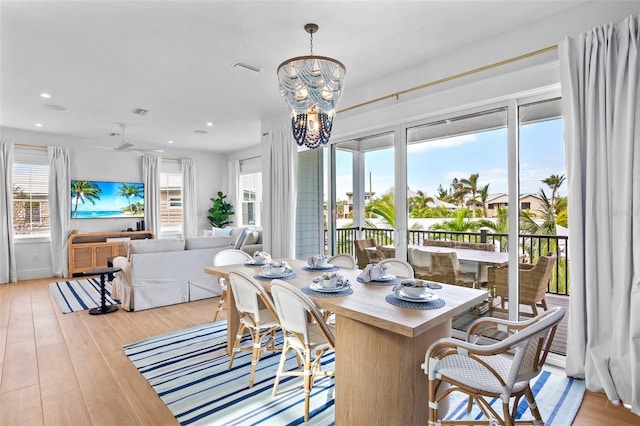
[68,230,154,277]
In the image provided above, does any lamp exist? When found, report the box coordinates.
[277,23,346,149]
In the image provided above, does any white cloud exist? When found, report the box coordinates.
[407,134,477,153]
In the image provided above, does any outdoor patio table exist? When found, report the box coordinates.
[205,258,486,425]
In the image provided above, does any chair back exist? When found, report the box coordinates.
[429,252,459,284]
[328,253,356,269]
[214,249,252,266]
[379,258,414,278]
[423,239,454,248]
[354,238,379,269]
[228,270,278,325]
[377,246,396,259]
[527,252,557,300]
[270,280,335,348]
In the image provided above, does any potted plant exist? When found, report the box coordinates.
[208,191,234,228]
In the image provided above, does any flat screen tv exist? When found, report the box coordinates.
[71,180,144,219]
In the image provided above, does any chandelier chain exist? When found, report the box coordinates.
[309,31,314,56]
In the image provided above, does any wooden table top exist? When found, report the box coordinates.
[205,258,486,338]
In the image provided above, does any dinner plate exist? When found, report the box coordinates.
[307,264,335,270]
[258,270,291,279]
[392,289,439,303]
[310,282,349,293]
[247,260,269,266]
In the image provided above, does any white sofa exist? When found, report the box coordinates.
[111,227,263,311]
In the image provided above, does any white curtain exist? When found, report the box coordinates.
[228,159,241,227]
[181,158,198,238]
[48,146,70,277]
[142,154,161,238]
[0,141,17,283]
[560,14,639,414]
[261,126,297,258]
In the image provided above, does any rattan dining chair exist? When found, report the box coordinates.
[328,253,356,269]
[212,249,253,322]
[354,238,382,269]
[227,270,281,388]
[423,306,565,426]
[270,279,335,422]
[379,258,414,278]
[427,251,476,286]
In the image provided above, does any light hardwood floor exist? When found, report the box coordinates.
[1,277,638,425]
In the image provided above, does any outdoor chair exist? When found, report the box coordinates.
[487,252,557,316]
[408,247,432,279]
[328,253,356,269]
[270,280,335,423]
[354,238,382,269]
[425,251,476,286]
[379,258,414,278]
[423,238,454,248]
[227,270,281,388]
[423,306,565,426]
[212,249,253,322]
[376,245,396,259]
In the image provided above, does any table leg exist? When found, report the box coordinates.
[89,273,118,315]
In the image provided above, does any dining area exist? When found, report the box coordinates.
[205,252,488,424]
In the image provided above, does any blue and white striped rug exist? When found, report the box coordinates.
[49,278,119,313]
[123,322,585,426]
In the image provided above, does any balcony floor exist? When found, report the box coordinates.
[453,293,570,356]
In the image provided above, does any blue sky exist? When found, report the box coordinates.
[334,119,566,201]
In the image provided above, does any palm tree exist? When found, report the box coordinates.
[71,180,102,218]
[459,173,481,218]
[429,209,480,233]
[408,190,434,213]
[478,183,490,217]
[542,174,565,213]
[450,177,467,208]
[117,183,144,215]
[365,192,395,228]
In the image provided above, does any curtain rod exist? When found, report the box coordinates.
[15,143,47,150]
[337,44,558,114]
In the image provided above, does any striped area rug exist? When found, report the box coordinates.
[123,322,585,426]
[49,278,119,313]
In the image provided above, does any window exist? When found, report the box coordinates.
[521,201,531,210]
[13,163,50,236]
[159,172,182,233]
[240,172,262,226]
[488,203,495,210]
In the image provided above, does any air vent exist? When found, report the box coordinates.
[193,129,208,134]
[133,108,149,116]
[231,60,263,73]
[44,104,66,111]
[109,132,121,137]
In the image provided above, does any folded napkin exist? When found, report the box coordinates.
[312,272,348,286]
[253,250,272,263]
[260,260,291,274]
[357,263,390,282]
[307,254,330,268]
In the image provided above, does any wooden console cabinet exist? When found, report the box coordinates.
[68,231,154,277]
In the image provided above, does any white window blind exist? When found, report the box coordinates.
[159,172,183,233]
[12,163,50,235]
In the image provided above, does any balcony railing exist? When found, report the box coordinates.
[333,227,569,295]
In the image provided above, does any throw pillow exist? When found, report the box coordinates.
[243,230,260,245]
[233,228,251,250]
[212,227,232,237]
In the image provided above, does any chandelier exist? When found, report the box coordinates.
[277,23,346,149]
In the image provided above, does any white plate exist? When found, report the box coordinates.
[258,270,291,279]
[310,282,349,293]
[307,264,335,270]
[247,260,269,266]
[393,289,439,303]
[375,274,396,281]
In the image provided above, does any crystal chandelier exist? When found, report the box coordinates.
[277,23,346,149]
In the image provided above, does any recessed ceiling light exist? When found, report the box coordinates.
[206,122,214,127]
[194,129,208,134]
[35,123,43,127]
[168,140,174,144]
[44,104,66,111]
[40,93,51,98]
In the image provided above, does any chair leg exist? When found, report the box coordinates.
[228,323,246,371]
[212,288,226,322]
[503,400,514,426]
[524,385,544,425]
[303,350,312,423]
[272,341,290,396]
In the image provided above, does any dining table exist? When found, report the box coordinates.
[205,258,487,425]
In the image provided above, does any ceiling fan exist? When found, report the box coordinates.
[109,123,164,153]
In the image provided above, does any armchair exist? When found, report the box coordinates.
[487,252,557,316]
[354,238,382,269]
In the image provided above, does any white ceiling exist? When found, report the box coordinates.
[1,0,585,154]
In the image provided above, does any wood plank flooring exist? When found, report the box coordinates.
[1,277,638,425]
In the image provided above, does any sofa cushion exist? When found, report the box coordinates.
[244,230,260,245]
[128,239,185,256]
[233,228,252,249]
[212,227,233,237]
[185,236,231,250]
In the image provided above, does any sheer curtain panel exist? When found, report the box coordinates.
[261,127,297,258]
[181,159,197,238]
[48,146,70,277]
[560,14,639,414]
[0,141,17,283]
[142,154,161,237]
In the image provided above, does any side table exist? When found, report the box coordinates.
[83,266,121,315]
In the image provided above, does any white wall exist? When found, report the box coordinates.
[2,126,227,279]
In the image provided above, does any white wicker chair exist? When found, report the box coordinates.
[328,253,356,269]
[227,270,281,388]
[379,258,415,278]
[212,249,253,322]
[270,280,335,422]
[423,306,565,426]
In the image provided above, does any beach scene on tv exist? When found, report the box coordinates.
[71,180,144,219]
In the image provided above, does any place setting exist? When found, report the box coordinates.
[302,272,353,297]
[385,279,446,310]
[302,254,340,272]
[254,260,296,280]
[245,251,272,267]
[356,263,400,286]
